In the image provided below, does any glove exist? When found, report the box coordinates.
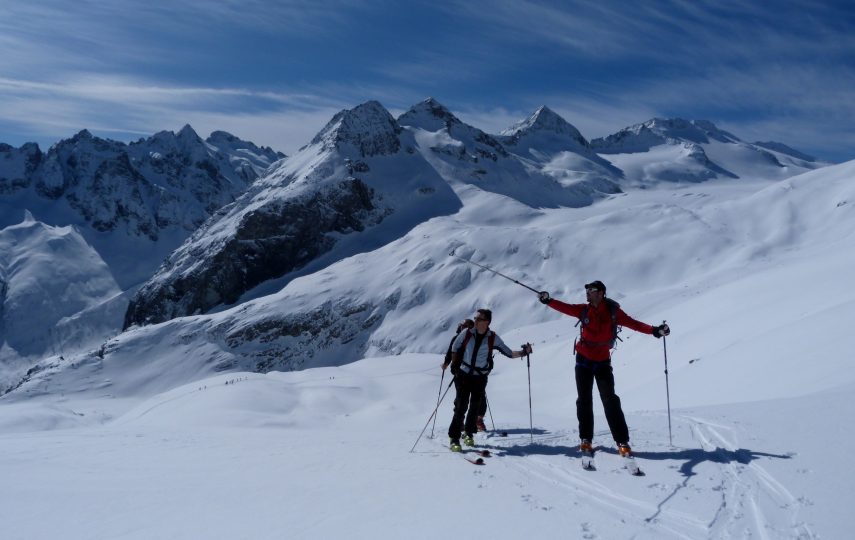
[652,323,671,338]
[538,291,551,305]
[521,343,533,355]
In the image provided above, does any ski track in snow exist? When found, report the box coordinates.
[432,412,817,540]
[682,415,815,539]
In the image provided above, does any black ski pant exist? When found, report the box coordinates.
[575,355,629,444]
[448,372,488,440]
[478,389,488,418]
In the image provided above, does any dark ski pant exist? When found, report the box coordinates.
[448,372,488,440]
[575,356,629,444]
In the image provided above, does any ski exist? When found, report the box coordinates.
[580,449,596,471]
[462,449,491,465]
[464,454,485,465]
[622,455,644,476]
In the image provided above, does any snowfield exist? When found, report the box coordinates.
[2,157,854,538]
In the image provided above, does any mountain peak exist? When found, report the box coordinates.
[591,117,740,154]
[207,130,239,144]
[501,106,588,148]
[397,98,462,132]
[310,101,402,157]
[177,124,201,141]
[504,106,578,133]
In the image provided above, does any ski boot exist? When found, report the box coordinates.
[462,433,475,447]
[618,443,633,457]
[476,416,487,432]
[579,439,593,453]
[449,439,462,452]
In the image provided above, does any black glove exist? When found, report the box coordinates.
[538,291,551,305]
[652,323,671,338]
[521,343,533,355]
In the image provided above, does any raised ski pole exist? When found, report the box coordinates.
[526,349,534,443]
[410,377,456,453]
[662,320,673,447]
[429,369,446,439]
[449,251,540,294]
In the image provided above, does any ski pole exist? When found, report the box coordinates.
[526,350,534,443]
[429,368,446,439]
[449,250,540,294]
[662,320,673,447]
[486,396,496,431]
[410,376,456,453]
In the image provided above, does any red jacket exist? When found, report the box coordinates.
[547,298,654,361]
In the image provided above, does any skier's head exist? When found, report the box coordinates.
[585,280,606,294]
[457,318,475,333]
[585,280,606,305]
[474,309,492,332]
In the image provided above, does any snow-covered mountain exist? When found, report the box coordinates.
[0,127,284,288]
[590,117,824,183]
[0,90,851,537]
[124,99,634,329]
[0,127,284,386]
[399,98,621,206]
[0,212,124,390]
[2,158,852,538]
[497,105,624,190]
[124,101,462,328]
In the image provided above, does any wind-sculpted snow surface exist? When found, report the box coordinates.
[125,101,462,327]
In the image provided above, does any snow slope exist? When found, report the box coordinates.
[0,213,123,388]
[591,118,825,185]
[1,160,852,538]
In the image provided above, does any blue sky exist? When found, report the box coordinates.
[1,0,853,162]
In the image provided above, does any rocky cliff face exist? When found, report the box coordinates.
[124,177,388,326]
[124,101,461,328]
[0,127,284,239]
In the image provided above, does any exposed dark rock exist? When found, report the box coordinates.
[124,178,390,328]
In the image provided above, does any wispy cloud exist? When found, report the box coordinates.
[0,0,851,162]
[0,75,349,153]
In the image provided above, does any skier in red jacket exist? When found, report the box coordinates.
[538,280,669,457]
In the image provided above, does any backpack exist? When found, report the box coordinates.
[451,330,496,376]
[575,297,623,350]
